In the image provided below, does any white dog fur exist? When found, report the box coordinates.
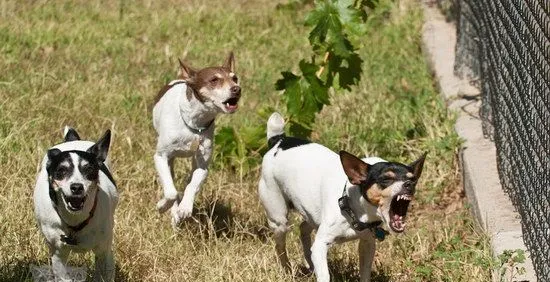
[33,128,118,282]
[259,113,425,282]
[152,53,241,226]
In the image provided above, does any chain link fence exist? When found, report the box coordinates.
[454,0,549,279]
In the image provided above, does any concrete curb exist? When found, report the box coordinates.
[421,2,537,281]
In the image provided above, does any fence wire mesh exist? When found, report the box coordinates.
[454,0,550,279]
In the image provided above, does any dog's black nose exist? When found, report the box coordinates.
[230,85,241,96]
[70,183,84,195]
[403,181,415,193]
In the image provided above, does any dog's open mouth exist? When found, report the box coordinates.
[389,194,412,233]
[63,194,87,211]
[223,97,240,112]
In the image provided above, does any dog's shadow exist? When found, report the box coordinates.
[327,257,391,282]
[0,258,39,282]
[0,258,130,282]
[176,199,270,241]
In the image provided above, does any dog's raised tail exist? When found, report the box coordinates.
[267,112,285,140]
[267,113,285,149]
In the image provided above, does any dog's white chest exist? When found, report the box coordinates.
[167,133,211,157]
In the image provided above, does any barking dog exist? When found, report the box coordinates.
[153,52,241,226]
[259,113,426,282]
[33,127,118,282]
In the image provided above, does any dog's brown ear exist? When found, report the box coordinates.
[409,152,427,179]
[178,58,196,80]
[222,51,235,72]
[340,151,369,185]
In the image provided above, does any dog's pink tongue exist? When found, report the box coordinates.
[392,214,404,230]
[225,104,238,112]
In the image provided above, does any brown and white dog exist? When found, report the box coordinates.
[152,53,241,227]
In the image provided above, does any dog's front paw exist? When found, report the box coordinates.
[156,197,177,214]
[170,201,183,230]
[173,202,193,224]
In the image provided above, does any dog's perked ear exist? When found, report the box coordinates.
[87,129,111,163]
[178,58,197,81]
[63,126,81,142]
[46,148,62,173]
[222,51,235,72]
[339,151,369,185]
[409,152,427,179]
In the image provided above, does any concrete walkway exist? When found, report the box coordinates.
[421,2,537,281]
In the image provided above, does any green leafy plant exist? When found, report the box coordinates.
[497,249,526,282]
[215,0,370,170]
[277,0,366,137]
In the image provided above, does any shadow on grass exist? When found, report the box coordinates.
[328,257,391,282]
[0,259,37,282]
[0,259,130,282]
[180,199,270,242]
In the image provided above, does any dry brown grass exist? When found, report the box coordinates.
[0,0,492,281]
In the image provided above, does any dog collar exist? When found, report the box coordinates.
[47,149,116,245]
[181,115,214,134]
[338,182,388,241]
[51,185,99,245]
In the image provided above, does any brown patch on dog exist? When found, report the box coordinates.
[384,171,396,178]
[187,85,205,103]
[153,81,186,106]
[365,183,392,206]
[340,151,369,185]
[153,52,239,108]
[406,172,414,178]
[187,67,239,100]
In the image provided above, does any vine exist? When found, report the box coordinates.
[276,0,367,137]
[215,0,372,171]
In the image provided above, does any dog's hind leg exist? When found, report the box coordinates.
[299,221,315,272]
[259,177,291,272]
[154,152,178,213]
[358,235,376,282]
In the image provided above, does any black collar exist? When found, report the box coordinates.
[181,115,214,134]
[47,149,116,245]
[338,182,388,240]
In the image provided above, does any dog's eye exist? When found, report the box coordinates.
[379,178,394,187]
[54,168,68,180]
[232,76,238,83]
[210,77,219,83]
[81,164,98,179]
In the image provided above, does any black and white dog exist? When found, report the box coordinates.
[258,113,426,282]
[152,53,241,227]
[33,127,118,282]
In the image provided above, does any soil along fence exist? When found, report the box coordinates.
[454,0,549,279]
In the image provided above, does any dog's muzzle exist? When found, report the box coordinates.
[63,193,87,211]
[389,193,412,232]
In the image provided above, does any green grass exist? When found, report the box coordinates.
[0,0,492,281]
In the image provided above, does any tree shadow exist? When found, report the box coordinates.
[0,258,129,282]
